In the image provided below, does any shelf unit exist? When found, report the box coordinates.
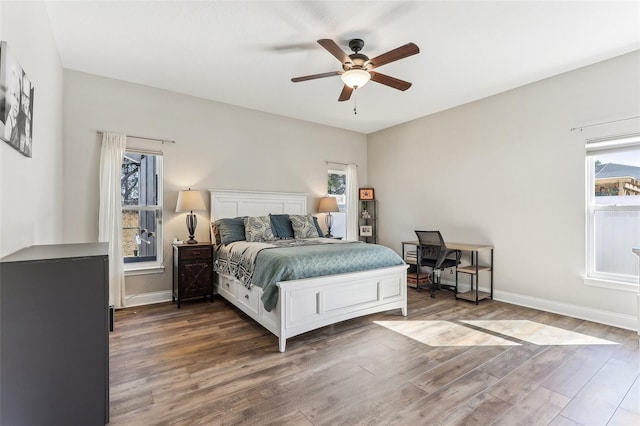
[453,243,494,304]
[359,200,377,244]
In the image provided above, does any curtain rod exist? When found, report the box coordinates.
[570,116,640,132]
[326,161,358,167]
[96,130,175,144]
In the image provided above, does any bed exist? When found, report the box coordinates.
[210,189,408,352]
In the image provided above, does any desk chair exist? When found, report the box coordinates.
[415,230,461,298]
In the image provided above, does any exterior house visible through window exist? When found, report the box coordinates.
[586,134,640,284]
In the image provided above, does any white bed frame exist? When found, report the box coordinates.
[210,189,408,352]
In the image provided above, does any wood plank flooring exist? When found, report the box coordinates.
[109,290,640,425]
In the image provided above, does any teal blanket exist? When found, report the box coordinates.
[253,241,405,311]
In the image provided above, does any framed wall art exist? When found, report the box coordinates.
[359,188,374,200]
[359,225,373,237]
[0,41,34,157]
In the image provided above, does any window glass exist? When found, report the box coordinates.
[328,170,346,209]
[327,169,347,238]
[587,142,640,281]
[121,151,162,265]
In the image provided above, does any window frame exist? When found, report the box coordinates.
[122,149,164,274]
[585,134,640,286]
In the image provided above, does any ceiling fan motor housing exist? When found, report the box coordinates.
[344,53,369,70]
[344,39,370,70]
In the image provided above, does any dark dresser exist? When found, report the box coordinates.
[0,242,109,426]
[173,242,214,308]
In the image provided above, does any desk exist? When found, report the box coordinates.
[401,240,494,304]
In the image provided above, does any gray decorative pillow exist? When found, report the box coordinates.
[270,214,295,239]
[215,217,246,245]
[244,216,276,242]
[290,214,320,239]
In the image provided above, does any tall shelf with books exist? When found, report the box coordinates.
[359,199,377,244]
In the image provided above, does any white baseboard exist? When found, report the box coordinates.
[438,278,637,332]
[124,290,173,308]
[494,289,637,332]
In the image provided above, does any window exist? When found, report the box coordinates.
[328,169,346,209]
[121,150,163,269]
[586,134,640,284]
[327,169,347,238]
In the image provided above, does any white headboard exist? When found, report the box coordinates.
[209,189,308,221]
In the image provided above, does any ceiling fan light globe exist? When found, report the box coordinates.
[341,69,371,89]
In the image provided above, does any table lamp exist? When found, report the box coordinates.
[175,188,206,244]
[318,196,339,238]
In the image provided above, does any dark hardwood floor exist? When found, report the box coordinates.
[109,289,640,425]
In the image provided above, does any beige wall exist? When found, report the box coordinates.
[368,50,640,329]
[3,1,639,328]
[0,2,64,257]
[62,70,367,300]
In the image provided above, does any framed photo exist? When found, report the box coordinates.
[359,188,375,200]
[360,225,373,237]
[0,41,34,158]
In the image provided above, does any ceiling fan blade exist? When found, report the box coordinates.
[369,71,412,91]
[338,85,353,102]
[368,42,419,69]
[318,39,351,64]
[291,71,341,82]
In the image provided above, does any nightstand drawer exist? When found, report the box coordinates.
[181,246,212,260]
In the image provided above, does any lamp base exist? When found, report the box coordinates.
[325,212,334,239]
[186,213,198,245]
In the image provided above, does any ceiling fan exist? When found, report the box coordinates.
[291,38,419,102]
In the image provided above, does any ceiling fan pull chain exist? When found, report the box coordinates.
[353,89,358,115]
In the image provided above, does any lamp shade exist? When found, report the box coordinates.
[318,196,339,213]
[341,69,371,89]
[175,189,206,213]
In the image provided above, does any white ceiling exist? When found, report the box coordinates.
[44,1,640,134]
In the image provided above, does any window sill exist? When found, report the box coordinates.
[125,265,165,276]
[583,276,639,293]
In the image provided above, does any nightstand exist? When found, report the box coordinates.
[172,243,214,308]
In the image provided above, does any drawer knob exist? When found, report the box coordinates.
[225,283,230,287]
[244,294,249,299]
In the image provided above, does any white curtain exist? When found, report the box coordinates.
[346,163,359,241]
[99,132,127,308]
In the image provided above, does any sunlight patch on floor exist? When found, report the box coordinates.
[374,320,520,347]
[462,320,618,346]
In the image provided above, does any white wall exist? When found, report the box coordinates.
[368,51,640,329]
[62,70,367,301]
[0,2,64,257]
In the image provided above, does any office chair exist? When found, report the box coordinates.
[414,230,461,298]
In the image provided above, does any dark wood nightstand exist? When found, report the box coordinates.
[172,243,214,308]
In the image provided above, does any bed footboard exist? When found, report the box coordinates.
[216,265,408,352]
